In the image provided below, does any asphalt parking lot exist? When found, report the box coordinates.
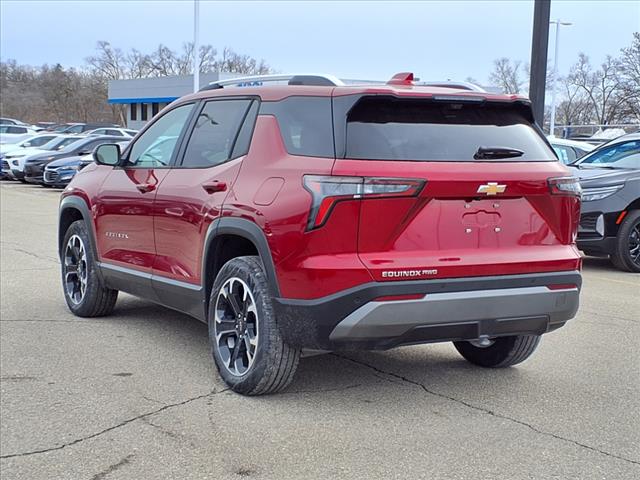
[0,181,638,480]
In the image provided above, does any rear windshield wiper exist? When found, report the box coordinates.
[474,146,524,160]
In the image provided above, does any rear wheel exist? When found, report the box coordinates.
[61,220,118,317]
[611,210,640,273]
[208,256,300,395]
[454,335,541,368]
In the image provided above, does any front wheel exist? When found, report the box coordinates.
[208,256,300,395]
[453,335,541,368]
[611,210,640,273]
[61,220,118,317]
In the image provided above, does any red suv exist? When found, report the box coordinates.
[58,73,582,395]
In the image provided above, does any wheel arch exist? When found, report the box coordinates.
[59,196,98,260]
[202,218,281,314]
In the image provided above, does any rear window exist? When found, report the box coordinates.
[345,97,555,162]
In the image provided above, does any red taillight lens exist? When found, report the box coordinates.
[303,175,425,230]
[548,176,582,197]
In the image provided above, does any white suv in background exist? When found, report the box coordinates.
[86,127,138,138]
[0,125,37,144]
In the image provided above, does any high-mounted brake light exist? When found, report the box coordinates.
[303,175,425,230]
[387,72,415,86]
[548,176,582,197]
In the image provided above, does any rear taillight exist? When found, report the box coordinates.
[303,175,425,230]
[548,176,582,197]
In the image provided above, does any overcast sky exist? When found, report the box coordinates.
[1,0,638,83]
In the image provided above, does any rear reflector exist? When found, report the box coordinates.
[374,293,425,302]
[303,175,425,230]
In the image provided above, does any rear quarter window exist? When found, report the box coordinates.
[344,96,555,162]
[260,97,334,158]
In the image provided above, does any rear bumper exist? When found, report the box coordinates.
[274,270,581,350]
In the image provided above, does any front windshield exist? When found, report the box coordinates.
[41,136,80,151]
[60,138,90,153]
[577,139,640,169]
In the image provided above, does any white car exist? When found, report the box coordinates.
[0,133,61,156]
[4,135,84,181]
[86,127,138,138]
[547,136,596,165]
[0,125,38,144]
[0,117,28,126]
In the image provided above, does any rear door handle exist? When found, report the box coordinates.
[136,183,156,193]
[202,181,227,194]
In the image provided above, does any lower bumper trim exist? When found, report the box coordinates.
[330,286,578,343]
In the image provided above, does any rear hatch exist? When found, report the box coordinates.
[331,94,581,281]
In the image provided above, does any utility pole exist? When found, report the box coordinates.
[529,0,551,127]
[193,0,200,92]
[549,19,572,137]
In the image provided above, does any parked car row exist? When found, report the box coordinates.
[0,118,136,142]
[1,131,131,187]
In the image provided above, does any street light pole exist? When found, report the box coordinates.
[549,19,572,137]
[193,0,200,92]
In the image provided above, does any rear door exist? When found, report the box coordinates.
[152,98,259,291]
[332,95,581,281]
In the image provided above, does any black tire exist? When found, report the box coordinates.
[61,220,118,317]
[453,335,541,368]
[610,210,640,273]
[208,256,300,395]
[18,178,27,184]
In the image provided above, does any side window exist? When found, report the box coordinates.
[552,145,576,164]
[582,140,640,165]
[92,129,106,135]
[181,99,253,168]
[107,129,123,136]
[260,97,334,157]
[127,103,193,168]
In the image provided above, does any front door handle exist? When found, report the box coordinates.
[202,181,227,194]
[136,183,156,193]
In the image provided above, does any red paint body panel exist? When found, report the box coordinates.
[94,168,169,272]
[224,116,373,299]
[152,159,243,285]
[333,160,581,282]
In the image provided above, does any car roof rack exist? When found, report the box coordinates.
[200,73,345,91]
[418,81,487,92]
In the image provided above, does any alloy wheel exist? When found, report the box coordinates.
[629,223,640,267]
[214,277,259,376]
[63,234,88,305]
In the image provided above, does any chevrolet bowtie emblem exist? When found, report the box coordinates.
[477,182,507,195]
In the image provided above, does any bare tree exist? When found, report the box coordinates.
[615,32,640,120]
[567,53,625,125]
[489,58,525,94]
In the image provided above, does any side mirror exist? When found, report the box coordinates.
[93,143,121,166]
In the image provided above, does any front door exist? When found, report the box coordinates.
[94,103,195,279]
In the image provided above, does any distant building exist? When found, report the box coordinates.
[108,72,239,129]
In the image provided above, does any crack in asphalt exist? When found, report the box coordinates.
[1,245,58,264]
[89,454,134,480]
[333,354,640,466]
[0,388,230,460]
